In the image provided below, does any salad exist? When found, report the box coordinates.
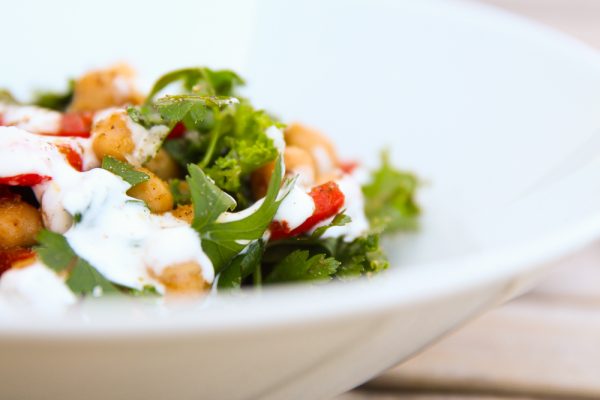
[0,64,419,311]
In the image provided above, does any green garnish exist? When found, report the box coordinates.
[101,156,150,186]
[189,156,290,271]
[363,151,420,233]
[265,250,340,284]
[36,230,120,296]
[32,79,74,111]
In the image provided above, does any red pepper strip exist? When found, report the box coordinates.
[270,181,345,240]
[0,248,35,276]
[0,174,51,186]
[56,144,83,171]
[167,122,186,139]
[339,160,359,174]
[54,112,94,137]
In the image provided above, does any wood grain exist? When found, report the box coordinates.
[339,1,600,399]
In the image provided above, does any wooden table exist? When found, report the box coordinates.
[339,2,600,399]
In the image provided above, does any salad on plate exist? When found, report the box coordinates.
[0,64,420,312]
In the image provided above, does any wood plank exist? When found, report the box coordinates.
[364,299,600,399]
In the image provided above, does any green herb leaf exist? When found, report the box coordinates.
[32,79,74,111]
[217,240,264,289]
[362,151,420,233]
[193,156,290,271]
[0,89,18,104]
[265,250,340,283]
[311,213,352,238]
[36,230,121,295]
[169,179,191,205]
[66,258,119,295]
[145,67,244,103]
[186,163,236,231]
[101,156,150,186]
[35,230,77,272]
[331,234,389,279]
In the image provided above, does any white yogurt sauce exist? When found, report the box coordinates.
[265,125,285,152]
[312,146,335,174]
[273,184,315,230]
[0,126,214,296]
[0,261,77,313]
[313,173,370,241]
[0,103,62,133]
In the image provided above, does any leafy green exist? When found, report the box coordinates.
[32,80,74,111]
[191,156,290,271]
[187,164,236,231]
[362,152,420,233]
[311,213,351,238]
[66,258,120,295]
[145,67,244,103]
[0,89,18,104]
[265,250,340,283]
[35,230,76,272]
[102,156,149,186]
[36,230,120,296]
[218,240,264,289]
[330,234,389,278]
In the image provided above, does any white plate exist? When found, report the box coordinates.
[3,1,600,399]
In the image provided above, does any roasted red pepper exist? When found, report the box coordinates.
[167,122,186,139]
[0,174,51,186]
[55,112,94,137]
[270,181,345,240]
[56,144,83,171]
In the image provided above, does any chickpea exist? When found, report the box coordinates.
[143,149,181,180]
[69,64,144,112]
[0,198,42,249]
[127,168,174,213]
[171,204,194,224]
[250,146,316,198]
[284,123,339,175]
[91,111,135,162]
[154,261,209,295]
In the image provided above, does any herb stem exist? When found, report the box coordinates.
[199,110,221,168]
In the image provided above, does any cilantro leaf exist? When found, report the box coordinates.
[218,240,264,288]
[311,213,352,238]
[32,79,74,111]
[35,230,120,296]
[186,164,236,231]
[102,156,149,186]
[265,250,340,283]
[362,151,420,233]
[169,179,191,205]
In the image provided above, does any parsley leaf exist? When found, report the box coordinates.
[102,156,149,186]
[362,151,420,233]
[265,250,340,283]
[218,240,264,288]
[36,230,120,296]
